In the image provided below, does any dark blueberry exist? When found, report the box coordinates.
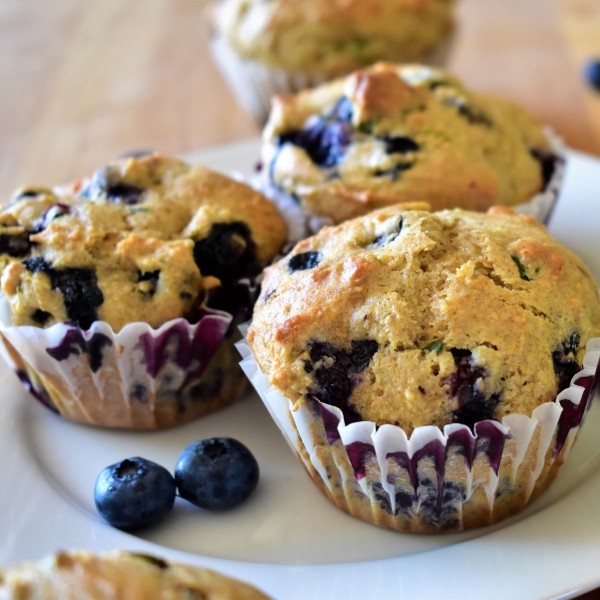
[381,136,420,154]
[31,309,51,325]
[584,59,600,92]
[552,332,581,392]
[288,251,321,272]
[22,256,50,273]
[37,203,71,231]
[82,166,146,205]
[304,339,378,421]
[510,255,530,281]
[50,269,104,330]
[530,148,558,189]
[137,269,160,296]
[106,182,145,205]
[331,96,354,122]
[175,438,259,511]
[193,221,258,284]
[94,457,176,530]
[442,96,492,127]
[348,340,380,372]
[22,259,104,330]
[448,349,500,429]
[371,217,403,246]
[0,232,31,257]
[279,119,352,168]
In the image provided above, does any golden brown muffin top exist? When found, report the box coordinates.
[213,0,455,75]
[0,550,270,600]
[0,154,286,331]
[248,206,600,433]
[261,63,558,224]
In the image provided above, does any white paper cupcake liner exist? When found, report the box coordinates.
[210,32,455,125]
[0,296,248,430]
[236,332,600,533]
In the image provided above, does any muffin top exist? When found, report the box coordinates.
[248,206,600,433]
[213,0,455,76]
[262,63,558,224]
[0,154,286,331]
[0,550,269,600]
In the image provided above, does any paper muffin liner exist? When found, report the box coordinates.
[0,292,252,430]
[237,332,600,533]
[209,32,455,125]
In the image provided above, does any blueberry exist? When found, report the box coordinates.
[288,251,321,272]
[82,166,146,205]
[442,96,492,127]
[37,203,71,231]
[584,59,600,92]
[382,136,420,154]
[94,457,176,530]
[22,258,104,329]
[31,309,51,325]
[552,332,581,392]
[0,232,31,257]
[373,164,413,181]
[305,339,379,422]
[193,221,258,284]
[448,348,500,429]
[530,148,557,189]
[117,149,155,159]
[331,96,354,122]
[137,269,160,296]
[174,438,259,510]
[371,217,403,246]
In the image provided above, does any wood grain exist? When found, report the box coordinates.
[1,0,600,202]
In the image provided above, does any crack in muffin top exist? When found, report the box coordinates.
[262,63,559,224]
[0,154,286,331]
[248,205,600,433]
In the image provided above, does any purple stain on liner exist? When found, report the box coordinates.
[319,404,341,444]
[554,374,595,458]
[46,329,113,373]
[345,441,375,481]
[473,421,507,475]
[137,314,229,380]
[15,369,58,413]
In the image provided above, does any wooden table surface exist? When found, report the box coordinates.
[1,1,600,597]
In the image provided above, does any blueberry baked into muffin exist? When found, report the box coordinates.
[243,205,600,532]
[0,154,286,429]
[210,0,456,122]
[260,63,564,225]
[0,550,270,599]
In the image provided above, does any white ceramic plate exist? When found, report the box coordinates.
[1,139,600,600]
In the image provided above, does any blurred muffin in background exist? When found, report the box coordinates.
[258,62,564,229]
[210,0,456,123]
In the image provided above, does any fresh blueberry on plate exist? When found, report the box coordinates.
[175,438,259,511]
[584,59,600,92]
[94,457,176,530]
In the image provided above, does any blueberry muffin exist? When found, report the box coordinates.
[210,0,456,123]
[260,63,564,225]
[0,154,287,429]
[244,205,600,531]
[0,550,270,599]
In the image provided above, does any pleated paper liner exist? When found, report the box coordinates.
[0,295,249,430]
[237,333,600,533]
[209,32,456,125]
